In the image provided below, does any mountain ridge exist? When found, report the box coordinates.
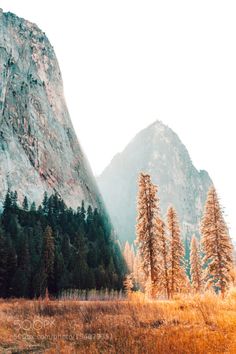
[98,120,213,243]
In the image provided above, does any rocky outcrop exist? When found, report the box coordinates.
[98,120,213,243]
[0,10,102,209]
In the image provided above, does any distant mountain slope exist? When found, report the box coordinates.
[0,9,102,209]
[97,120,212,243]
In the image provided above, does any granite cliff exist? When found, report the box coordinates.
[0,10,102,209]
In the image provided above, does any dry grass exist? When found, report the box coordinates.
[0,290,236,353]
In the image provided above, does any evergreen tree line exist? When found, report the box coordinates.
[0,190,125,298]
[124,173,234,299]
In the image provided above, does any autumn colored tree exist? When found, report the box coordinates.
[135,173,160,297]
[167,206,187,298]
[123,274,134,295]
[201,186,233,298]
[133,250,146,291]
[156,217,171,299]
[190,235,202,293]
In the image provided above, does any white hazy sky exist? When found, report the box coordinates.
[1,1,236,239]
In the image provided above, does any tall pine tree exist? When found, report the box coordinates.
[156,217,171,299]
[167,206,187,298]
[135,173,160,298]
[190,235,202,293]
[201,186,233,297]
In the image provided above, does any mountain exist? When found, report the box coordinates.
[97,120,213,243]
[0,9,102,209]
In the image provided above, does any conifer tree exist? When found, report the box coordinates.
[22,196,29,211]
[42,226,55,295]
[0,189,125,297]
[72,225,88,289]
[42,192,49,215]
[3,189,12,209]
[79,200,86,223]
[123,274,134,295]
[190,235,202,293]
[12,191,18,211]
[86,205,93,224]
[30,202,36,212]
[201,186,233,297]
[133,250,146,290]
[12,234,31,298]
[156,218,171,299]
[167,206,187,297]
[2,190,12,228]
[136,173,160,297]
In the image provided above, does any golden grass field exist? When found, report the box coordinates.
[0,290,236,354]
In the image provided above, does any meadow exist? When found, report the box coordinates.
[0,290,236,353]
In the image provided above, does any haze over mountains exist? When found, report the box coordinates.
[0,9,102,209]
[98,120,213,243]
[0,9,214,248]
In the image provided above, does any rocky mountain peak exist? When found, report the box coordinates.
[98,120,212,243]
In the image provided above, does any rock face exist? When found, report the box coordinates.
[98,120,213,243]
[0,10,102,209]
